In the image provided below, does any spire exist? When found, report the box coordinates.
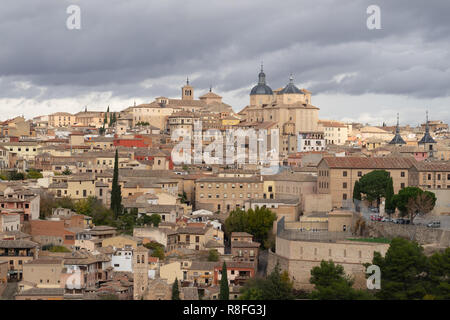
[289,73,294,84]
[186,77,190,85]
[389,113,406,145]
[396,113,400,133]
[418,110,436,145]
[258,64,266,85]
[209,84,212,92]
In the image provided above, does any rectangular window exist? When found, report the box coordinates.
[343,171,347,177]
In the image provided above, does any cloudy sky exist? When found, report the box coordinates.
[1,0,449,126]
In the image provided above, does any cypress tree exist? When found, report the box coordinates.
[172,278,180,300]
[219,262,229,300]
[104,106,109,126]
[353,180,362,201]
[110,149,122,219]
[385,177,395,216]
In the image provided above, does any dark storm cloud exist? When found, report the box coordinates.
[0,0,449,116]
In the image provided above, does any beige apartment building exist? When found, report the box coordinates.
[49,112,76,127]
[318,120,351,145]
[167,224,224,252]
[74,110,105,128]
[195,176,264,213]
[408,162,450,190]
[263,171,317,200]
[317,157,417,208]
[0,116,31,137]
[21,258,64,288]
[0,142,41,161]
[49,174,97,200]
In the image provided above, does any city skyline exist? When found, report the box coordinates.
[1,0,450,125]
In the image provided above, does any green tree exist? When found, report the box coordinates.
[393,187,436,223]
[48,245,71,253]
[208,249,219,262]
[310,260,373,300]
[358,170,391,208]
[110,149,122,219]
[62,167,72,175]
[151,246,165,260]
[7,170,25,180]
[55,197,76,210]
[137,213,161,227]
[426,248,450,299]
[224,207,276,248]
[74,196,97,216]
[143,241,164,251]
[179,192,188,204]
[384,177,395,215]
[219,262,229,300]
[26,169,43,179]
[172,278,180,300]
[353,180,362,201]
[371,238,428,300]
[240,263,295,300]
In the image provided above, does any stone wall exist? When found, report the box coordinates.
[366,221,450,247]
[267,250,367,291]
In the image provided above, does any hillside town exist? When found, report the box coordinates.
[0,68,449,301]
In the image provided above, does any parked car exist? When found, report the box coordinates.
[370,215,382,221]
[427,221,441,228]
[381,217,392,222]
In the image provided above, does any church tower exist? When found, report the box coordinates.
[250,64,274,107]
[418,111,436,156]
[182,77,194,100]
[389,113,406,145]
[133,246,149,300]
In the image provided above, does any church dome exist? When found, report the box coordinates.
[250,66,273,96]
[278,75,304,94]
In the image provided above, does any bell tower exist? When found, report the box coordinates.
[133,246,149,300]
[182,77,194,100]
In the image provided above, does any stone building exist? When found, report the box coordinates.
[267,218,389,290]
[133,246,149,300]
[244,67,319,134]
[195,176,264,214]
[317,157,417,208]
